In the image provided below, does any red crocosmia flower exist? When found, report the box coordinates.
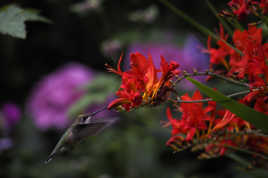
[166,135,184,146]
[212,110,251,132]
[205,24,231,69]
[247,135,268,154]
[253,97,268,115]
[228,0,254,19]
[166,107,181,136]
[166,91,211,142]
[232,25,262,52]
[179,91,209,132]
[208,25,268,87]
[229,26,268,87]
[243,88,268,116]
[107,52,179,111]
[165,88,268,158]
[260,0,268,14]
[212,110,235,131]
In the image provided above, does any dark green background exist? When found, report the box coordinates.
[0,0,255,178]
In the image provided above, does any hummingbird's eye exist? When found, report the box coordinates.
[79,115,92,124]
[79,115,88,122]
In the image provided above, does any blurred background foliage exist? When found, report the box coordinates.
[0,0,260,178]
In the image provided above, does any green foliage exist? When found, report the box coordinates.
[187,77,268,133]
[0,4,50,39]
[68,74,119,117]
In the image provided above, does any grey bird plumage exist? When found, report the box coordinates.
[45,107,118,164]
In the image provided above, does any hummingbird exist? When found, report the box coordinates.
[45,106,118,164]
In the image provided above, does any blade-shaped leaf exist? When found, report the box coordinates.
[187,77,268,132]
[0,4,50,39]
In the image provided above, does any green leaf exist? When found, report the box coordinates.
[0,4,51,39]
[187,77,268,133]
[68,74,119,117]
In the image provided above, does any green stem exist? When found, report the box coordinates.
[206,0,233,36]
[233,18,244,30]
[225,145,268,160]
[260,16,268,27]
[176,90,250,103]
[225,152,252,168]
[173,71,249,88]
[158,0,243,55]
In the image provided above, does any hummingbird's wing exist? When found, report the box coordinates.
[45,116,118,164]
[72,122,109,140]
[73,116,119,139]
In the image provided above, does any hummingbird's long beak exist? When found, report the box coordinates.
[87,105,107,116]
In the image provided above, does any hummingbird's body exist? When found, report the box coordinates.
[45,108,117,163]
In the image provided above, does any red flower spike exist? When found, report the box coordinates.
[106,53,123,75]
[107,52,180,111]
[260,0,268,14]
[212,110,236,131]
[208,25,268,88]
[227,0,268,18]
[166,90,212,143]
[165,89,264,158]
[228,25,268,86]
[205,24,231,69]
[166,107,181,136]
[228,0,255,19]
[254,97,268,115]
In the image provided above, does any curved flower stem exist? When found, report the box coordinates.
[206,0,233,36]
[173,71,250,88]
[225,152,253,168]
[225,145,268,160]
[176,90,250,103]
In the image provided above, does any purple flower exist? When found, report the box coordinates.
[0,138,13,152]
[179,35,209,90]
[127,35,209,90]
[181,35,209,72]
[1,103,21,130]
[27,63,94,130]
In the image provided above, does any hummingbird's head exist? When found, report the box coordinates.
[77,114,93,124]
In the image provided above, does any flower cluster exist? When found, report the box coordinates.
[165,91,259,158]
[207,24,268,112]
[107,52,180,111]
[165,3,268,159]
[127,35,209,91]
[225,0,268,19]
[208,25,268,85]
[165,23,268,159]
[0,103,21,152]
[105,0,268,162]
[27,63,94,130]
[1,103,21,131]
